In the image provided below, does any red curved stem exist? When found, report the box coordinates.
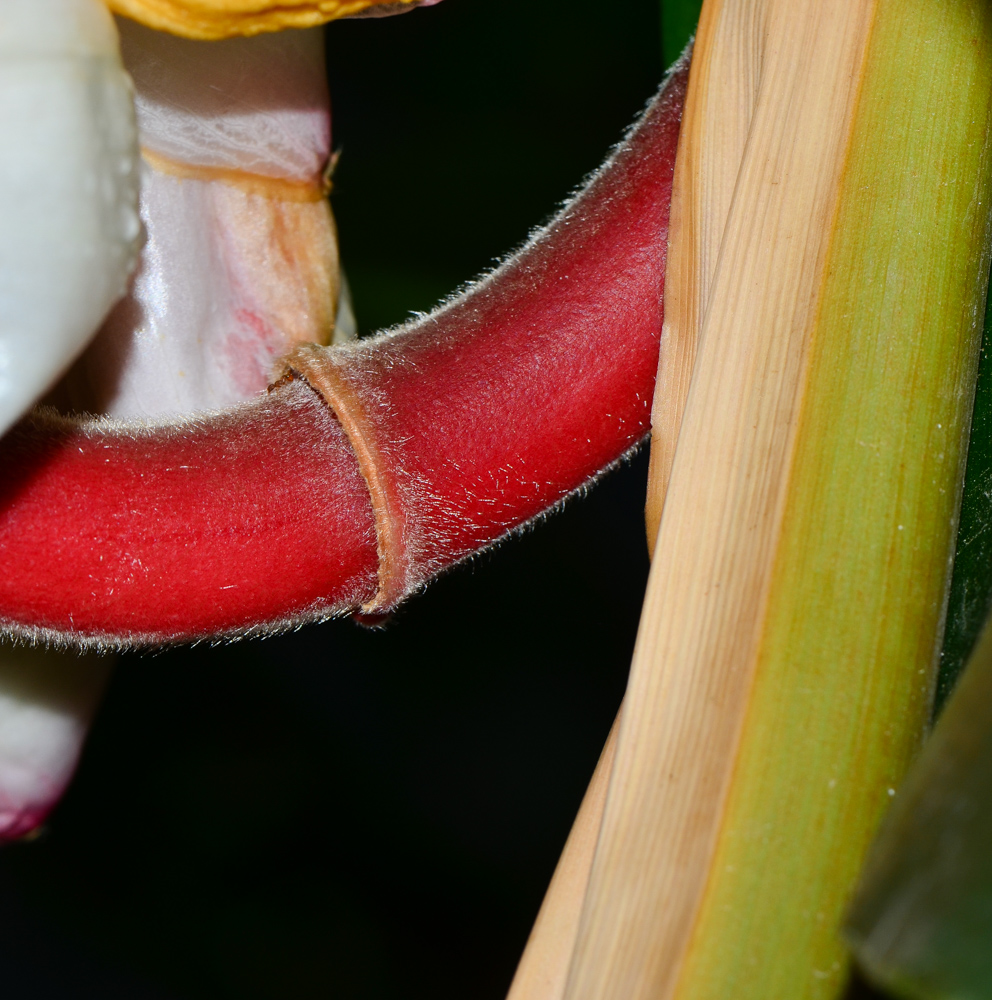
[0,60,686,646]
[0,389,379,644]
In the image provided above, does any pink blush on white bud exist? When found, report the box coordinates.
[0,646,111,842]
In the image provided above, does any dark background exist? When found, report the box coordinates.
[0,1,665,997]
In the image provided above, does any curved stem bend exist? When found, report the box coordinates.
[0,57,687,647]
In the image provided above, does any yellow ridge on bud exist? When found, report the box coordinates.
[107,0,422,40]
[140,147,328,202]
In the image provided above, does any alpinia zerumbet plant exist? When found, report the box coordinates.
[3,2,992,999]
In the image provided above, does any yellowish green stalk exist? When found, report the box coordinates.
[562,2,992,999]
[677,2,992,996]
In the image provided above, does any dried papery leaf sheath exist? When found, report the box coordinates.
[563,1,992,999]
[505,715,620,1000]
[0,61,687,646]
[646,0,757,547]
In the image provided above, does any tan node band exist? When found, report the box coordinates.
[274,344,406,613]
[141,147,327,202]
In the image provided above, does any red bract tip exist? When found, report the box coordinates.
[0,56,687,647]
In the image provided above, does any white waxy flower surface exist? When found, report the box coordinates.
[57,20,339,417]
[0,0,140,436]
[0,645,111,840]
